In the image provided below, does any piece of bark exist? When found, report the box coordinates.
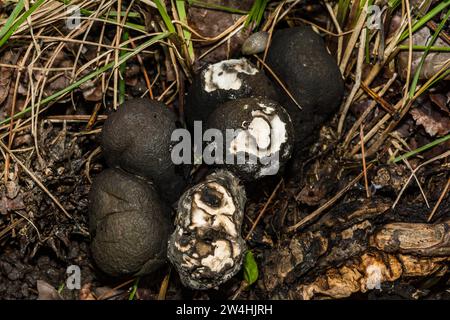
[290,250,449,300]
[317,220,374,268]
[372,165,410,192]
[263,199,395,293]
[313,197,392,231]
[371,220,450,256]
[262,231,328,292]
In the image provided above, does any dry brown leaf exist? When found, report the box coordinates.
[429,93,449,115]
[80,79,103,102]
[79,283,96,300]
[410,105,450,137]
[188,0,253,70]
[397,27,450,80]
[36,280,63,300]
[0,51,17,105]
[0,193,25,215]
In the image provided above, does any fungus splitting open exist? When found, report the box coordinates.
[88,26,344,289]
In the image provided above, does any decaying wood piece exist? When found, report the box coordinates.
[371,220,450,256]
[316,220,374,268]
[263,199,392,292]
[262,194,450,298]
[290,250,449,300]
[263,231,328,292]
[313,197,392,231]
[315,198,392,267]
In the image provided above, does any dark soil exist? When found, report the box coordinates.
[0,0,449,300]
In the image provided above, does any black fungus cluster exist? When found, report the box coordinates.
[90,25,344,289]
[169,26,344,289]
[89,99,185,278]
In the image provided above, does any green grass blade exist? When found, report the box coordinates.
[388,0,401,10]
[398,0,450,43]
[408,8,450,98]
[391,133,450,163]
[337,0,351,26]
[0,0,25,40]
[245,1,258,28]
[154,0,176,33]
[187,0,247,14]
[119,30,130,105]
[0,32,170,126]
[54,0,146,31]
[255,0,269,28]
[398,45,450,52]
[245,0,269,29]
[176,0,194,61]
[128,277,140,300]
[0,0,46,48]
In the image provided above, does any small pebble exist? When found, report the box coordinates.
[242,31,270,55]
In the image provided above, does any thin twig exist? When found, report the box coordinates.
[157,268,171,300]
[339,2,368,75]
[245,179,283,241]
[0,140,72,220]
[325,1,344,64]
[253,55,302,109]
[338,26,367,135]
[288,164,373,233]
[360,124,370,198]
[392,150,450,209]
[428,177,450,222]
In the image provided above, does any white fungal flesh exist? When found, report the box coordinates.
[365,265,383,290]
[190,183,238,237]
[264,111,288,155]
[200,240,234,273]
[175,180,240,273]
[229,104,287,159]
[258,103,275,114]
[248,117,271,149]
[203,58,258,92]
[182,255,197,268]
[174,239,190,253]
[168,171,246,289]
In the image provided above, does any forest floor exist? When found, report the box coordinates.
[0,0,449,300]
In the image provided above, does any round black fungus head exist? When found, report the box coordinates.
[185,58,279,129]
[266,26,344,151]
[168,170,246,290]
[206,97,294,181]
[89,168,172,277]
[101,98,186,203]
